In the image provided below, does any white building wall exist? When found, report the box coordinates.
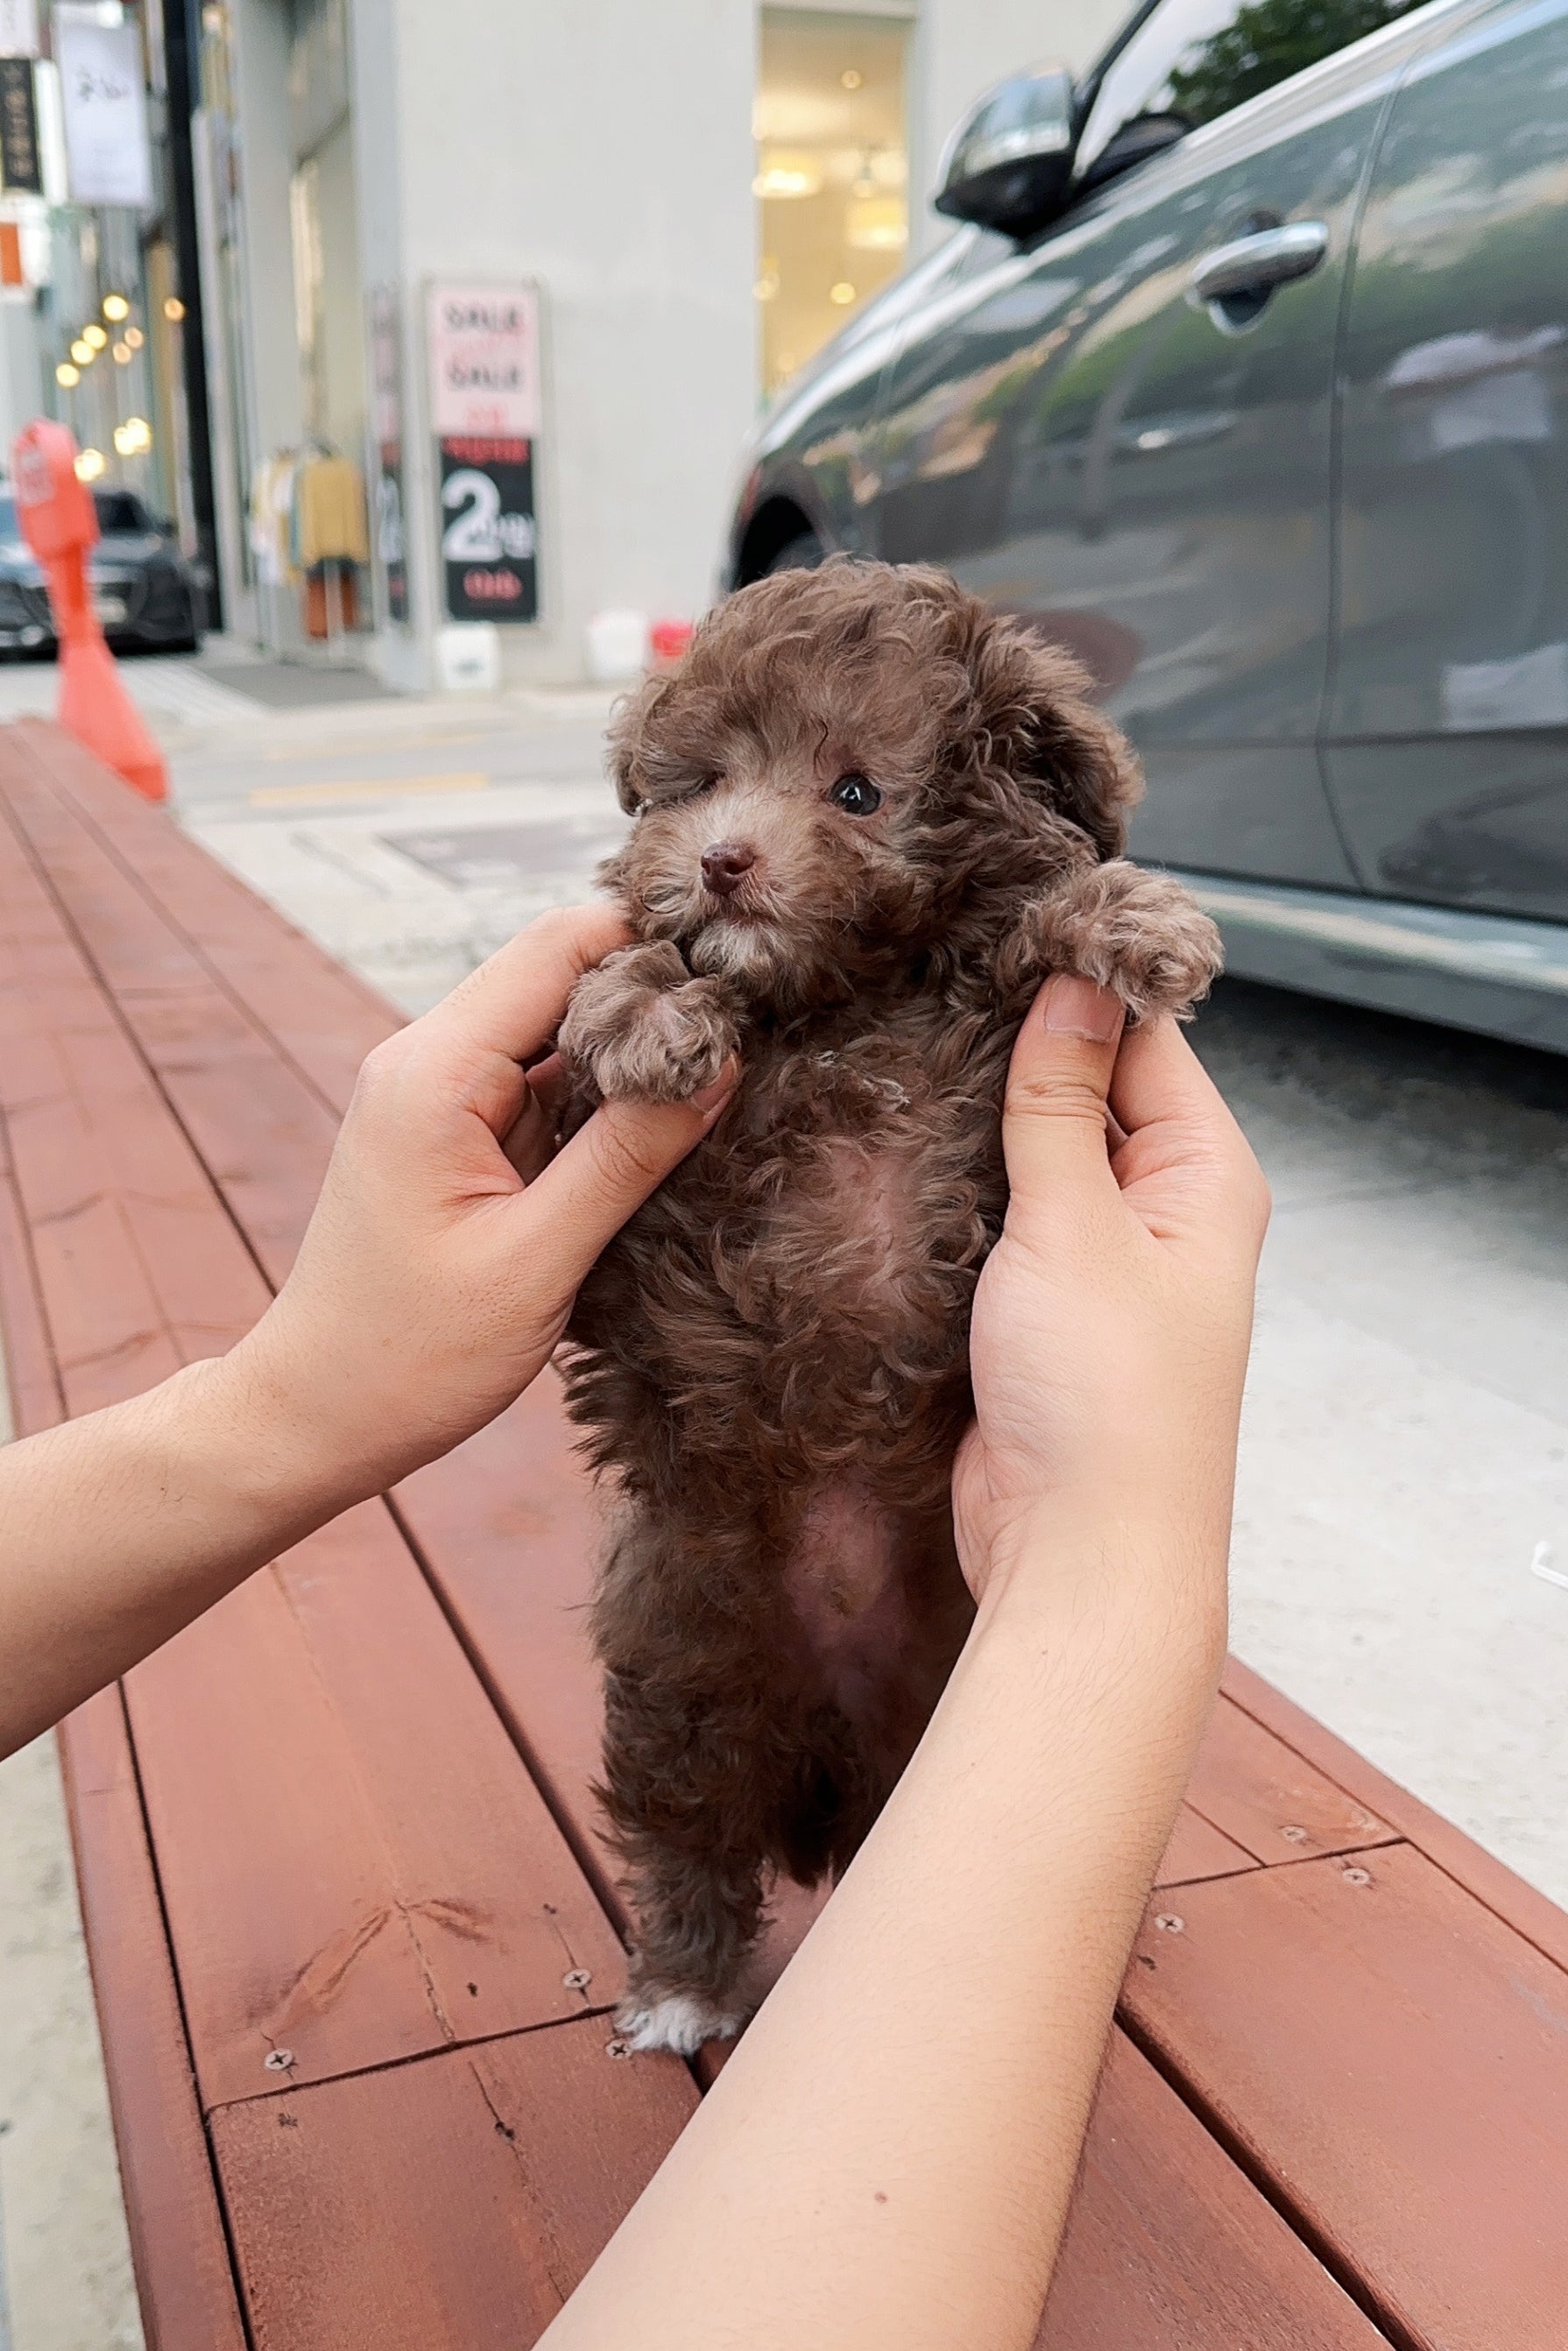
[358,0,758,688]
[215,0,1138,686]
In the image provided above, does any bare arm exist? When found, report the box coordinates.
[0,907,735,1759]
[542,972,1269,2351]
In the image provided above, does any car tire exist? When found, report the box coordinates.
[762,531,825,576]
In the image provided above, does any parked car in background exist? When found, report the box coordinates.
[730,0,1568,1055]
[0,486,203,658]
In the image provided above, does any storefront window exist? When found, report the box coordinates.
[755,9,909,398]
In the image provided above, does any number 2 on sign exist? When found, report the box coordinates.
[441,468,535,561]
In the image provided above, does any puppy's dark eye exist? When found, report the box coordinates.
[829,773,881,816]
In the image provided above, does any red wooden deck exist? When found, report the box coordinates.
[1,720,1564,2348]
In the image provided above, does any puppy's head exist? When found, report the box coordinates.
[603,558,1141,1012]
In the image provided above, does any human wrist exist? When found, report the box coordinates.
[970,1499,1229,1688]
[192,1324,379,1538]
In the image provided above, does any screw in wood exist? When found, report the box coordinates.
[1280,1824,1309,1843]
[1342,1866,1372,1887]
[562,1967,592,1991]
[264,2049,294,2072]
[1154,1913,1185,1934]
[604,2037,632,2060]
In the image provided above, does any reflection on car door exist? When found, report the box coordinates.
[1327,0,1568,922]
[871,3,1441,884]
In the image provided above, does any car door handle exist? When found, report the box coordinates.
[1188,221,1329,307]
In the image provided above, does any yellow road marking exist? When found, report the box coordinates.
[248,772,491,808]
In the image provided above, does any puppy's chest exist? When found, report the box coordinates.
[700,1031,1004,1338]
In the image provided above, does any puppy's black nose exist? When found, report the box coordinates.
[701,840,757,898]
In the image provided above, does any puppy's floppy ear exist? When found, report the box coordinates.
[604,671,672,815]
[959,605,1141,861]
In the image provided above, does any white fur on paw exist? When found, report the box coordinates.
[617,1991,745,2057]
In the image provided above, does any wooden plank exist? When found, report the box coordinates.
[1039,2032,1388,2348]
[212,2009,1390,2351]
[128,1500,628,2111]
[1223,1657,1568,1976]
[0,764,631,2103]
[0,746,344,1289]
[1184,1693,1397,1868]
[56,1687,250,2351]
[1155,1803,1257,1890]
[9,719,396,1110]
[210,2016,699,2351]
[1120,1842,1568,2351]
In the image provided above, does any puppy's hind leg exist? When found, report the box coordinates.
[597,1656,772,2056]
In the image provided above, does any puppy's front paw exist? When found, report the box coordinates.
[997,862,1223,1025]
[559,943,739,1104]
[616,1988,747,2057]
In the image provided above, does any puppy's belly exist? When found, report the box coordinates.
[781,1480,915,1732]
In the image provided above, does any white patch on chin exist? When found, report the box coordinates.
[689,917,786,985]
[617,1990,746,2056]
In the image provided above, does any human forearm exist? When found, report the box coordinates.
[0,1351,345,1756]
[542,1517,1225,2351]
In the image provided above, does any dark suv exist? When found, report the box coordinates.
[729,0,1568,1055]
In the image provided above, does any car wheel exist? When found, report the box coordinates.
[762,532,824,576]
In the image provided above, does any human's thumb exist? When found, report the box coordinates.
[513,1060,738,1298]
[1002,975,1125,1204]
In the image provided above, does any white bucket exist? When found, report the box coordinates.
[585,607,650,682]
[435,623,502,694]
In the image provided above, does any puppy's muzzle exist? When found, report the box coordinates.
[700,840,758,900]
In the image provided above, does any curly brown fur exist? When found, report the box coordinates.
[555,559,1221,2054]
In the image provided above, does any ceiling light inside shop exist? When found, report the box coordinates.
[102,293,130,321]
[112,341,131,364]
[70,338,93,364]
[840,68,863,89]
[74,447,106,482]
[55,362,80,388]
[829,280,857,306]
[846,196,907,252]
[163,295,185,321]
[124,326,144,348]
[753,269,780,302]
[82,322,107,349]
[753,150,823,200]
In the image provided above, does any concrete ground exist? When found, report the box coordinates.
[1,645,1565,2342]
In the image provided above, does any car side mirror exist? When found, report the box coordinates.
[933,64,1077,241]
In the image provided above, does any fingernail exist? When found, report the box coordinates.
[691,1057,739,1115]
[1043,974,1124,1043]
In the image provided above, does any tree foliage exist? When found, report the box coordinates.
[1166,0,1423,126]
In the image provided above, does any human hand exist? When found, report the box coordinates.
[952,975,1269,1607]
[226,905,737,1511]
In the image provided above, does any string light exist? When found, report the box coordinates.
[70,337,93,364]
[124,325,144,349]
[82,322,107,349]
[55,361,80,387]
[74,447,106,482]
[111,341,131,364]
[163,295,185,321]
[102,293,130,321]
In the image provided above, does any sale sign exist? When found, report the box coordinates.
[426,281,541,439]
[438,436,538,624]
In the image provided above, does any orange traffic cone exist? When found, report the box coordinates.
[11,420,169,802]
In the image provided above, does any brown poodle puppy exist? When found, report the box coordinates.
[557,558,1220,2054]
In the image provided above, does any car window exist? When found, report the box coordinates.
[93,490,151,533]
[1077,0,1430,176]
